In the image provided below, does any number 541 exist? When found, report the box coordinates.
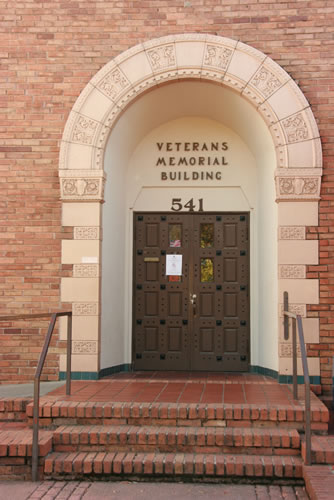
[171,198,204,212]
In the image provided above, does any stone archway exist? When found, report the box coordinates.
[59,34,322,379]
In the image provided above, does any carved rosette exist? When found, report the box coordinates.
[74,227,100,240]
[279,226,305,240]
[73,264,100,278]
[279,265,306,279]
[71,115,99,145]
[59,170,106,201]
[250,66,282,98]
[275,168,321,201]
[203,44,233,71]
[98,68,130,101]
[73,303,99,316]
[282,113,309,143]
[72,341,97,354]
[147,44,176,71]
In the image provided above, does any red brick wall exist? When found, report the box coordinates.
[0,1,333,389]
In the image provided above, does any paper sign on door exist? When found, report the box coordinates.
[166,254,182,276]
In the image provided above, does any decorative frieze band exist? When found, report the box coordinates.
[275,168,321,201]
[73,302,99,316]
[282,113,308,144]
[250,65,282,99]
[147,44,176,70]
[72,340,97,354]
[59,170,106,201]
[74,227,101,240]
[203,44,233,71]
[279,265,306,279]
[97,68,130,101]
[72,115,99,146]
[279,226,305,240]
[73,264,100,278]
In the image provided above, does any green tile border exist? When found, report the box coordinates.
[250,365,320,385]
[60,364,320,385]
[59,363,131,381]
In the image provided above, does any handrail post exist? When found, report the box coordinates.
[31,377,40,482]
[297,315,312,465]
[66,313,72,396]
[292,317,298,400]
[283,291,289,340]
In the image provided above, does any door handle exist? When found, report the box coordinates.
[190,293,197,316]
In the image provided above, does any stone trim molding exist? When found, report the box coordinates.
[72,341,98,354]
[279,265,306,279]
[278,227,306,240]
[72,302,99,316]
[59,34,323,200]
[279,304,306,317]
[74,227,101,240]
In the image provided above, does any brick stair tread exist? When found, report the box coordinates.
[303,465,334,499]
[44,450,303,478]
[0,429,53,457]
[26,400,329,425]
[53,424,301,450]
[301,435,334,464]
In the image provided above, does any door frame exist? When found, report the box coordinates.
[132,210,250,372]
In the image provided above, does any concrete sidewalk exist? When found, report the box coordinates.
[0,481,308,499]
[0,382,65,399]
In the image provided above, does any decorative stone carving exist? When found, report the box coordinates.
[74,227,100,240]
[59,170,106,201]
[279,343,301,357]
[98,68,130,100]
[71,115,99,145]
[250,66,282,98]
[280,303,306,317]
[279,265,306,279]
[282,113,309,143]
[73,264,99,278]
[147,45,176,70]
[203,44,233,70]
[279,226,305,240]
[72,341,97,354]
[278,177,319,197]
[275,169,321,201]
[73,303,99,316]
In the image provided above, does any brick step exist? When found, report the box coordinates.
[0,428,53,457]
[44,450,304,481]
[0,428,52,480]
[53,424,301,456]
[303,465,334,500]
[0,399,30,423]
[301,435,334,464]
[27,401,329,432]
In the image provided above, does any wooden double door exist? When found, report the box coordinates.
[133,212,250,371]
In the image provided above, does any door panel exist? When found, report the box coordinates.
[133,212,249,371]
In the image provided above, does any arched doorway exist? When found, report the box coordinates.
[59,34,322,381]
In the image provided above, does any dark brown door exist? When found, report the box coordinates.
[133,212,249,371]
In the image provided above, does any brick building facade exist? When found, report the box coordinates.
[1,1,333,395]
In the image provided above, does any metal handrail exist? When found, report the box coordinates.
[0,311,72,480]
[283,291,311,465]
